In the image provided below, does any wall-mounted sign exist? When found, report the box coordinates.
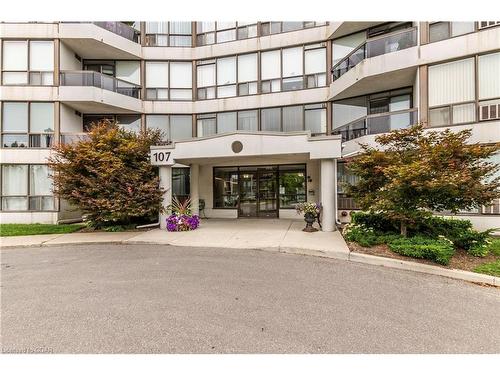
[150,149,175,166]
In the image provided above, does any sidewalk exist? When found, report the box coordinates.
[1,219,498,287]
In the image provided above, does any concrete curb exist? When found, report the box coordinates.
[348,252,499,287]
[2,237,498,287]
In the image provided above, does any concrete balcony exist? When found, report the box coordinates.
[59,22,141,59]
[59,71,142,113]
[341,119,500,157]
[329,28,419,100]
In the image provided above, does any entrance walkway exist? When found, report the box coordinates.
[128,219,350,259]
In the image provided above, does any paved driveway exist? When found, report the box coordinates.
[1,244,499,353]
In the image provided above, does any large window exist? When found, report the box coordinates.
[145,61,192,100]
[146,115,192,142]
[196,22,258,46]
[428,57,476,126]
[213,167,239,208]
[196,103,326,137]
[261,21,326,36]
[197,53,257,99]
[429,22,476,43]
[144,22,192,47]
[2,40,54,85]
[261,43,326,94]
[1,102,54,148]
[478,52,500,121]
[278,164,306,208]
[1,164,55,211]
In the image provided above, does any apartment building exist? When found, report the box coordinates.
[1,21,499,231]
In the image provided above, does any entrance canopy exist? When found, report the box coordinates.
[150,131,342,166]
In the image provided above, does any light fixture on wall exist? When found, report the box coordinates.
[307,176,312,183]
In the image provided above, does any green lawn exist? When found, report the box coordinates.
[0,223,84,237]
[487,237,500,256]
[473,260,500,277]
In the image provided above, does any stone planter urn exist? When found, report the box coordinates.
[303,212,318,232]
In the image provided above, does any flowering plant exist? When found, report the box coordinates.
[166,213,200,232]
[295,202,322,216]
[166,196,200,231]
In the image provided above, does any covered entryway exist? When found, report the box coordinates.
[150,131,342,231]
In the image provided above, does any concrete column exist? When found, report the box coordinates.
[191,164,200,216]
[159,165,172,229]
[320,159,336,232]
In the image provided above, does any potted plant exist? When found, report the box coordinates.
[166,197,200,232]
[295,202,322,232]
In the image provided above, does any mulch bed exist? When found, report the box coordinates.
[347,241,499,272]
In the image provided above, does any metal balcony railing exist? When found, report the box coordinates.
[331,27,418,81]
[91,22,140,42]
[332,108,418,142]
[59,71,141,98]
[59,133,90,145]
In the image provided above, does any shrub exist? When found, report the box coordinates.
[49,120,164,228]
[350,211,399,233]
[388,236,455,265]
[343,223,383,247]
[343,222,401,247]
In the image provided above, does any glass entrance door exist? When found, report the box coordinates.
[257,168,278,217]
[238,167,278,218]
[238,170,257,217]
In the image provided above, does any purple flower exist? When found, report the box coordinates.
[166,213,200,231]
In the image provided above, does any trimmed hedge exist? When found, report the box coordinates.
[349,212,493,257]
[388,236,455,266]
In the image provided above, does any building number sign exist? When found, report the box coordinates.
[150,150,174,166]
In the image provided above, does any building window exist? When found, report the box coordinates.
[146,115,192,142]
[144,22,192,47]
[213,167,239,208]
[1,102,54,148]
[1,164,55,211]
[278,164,306,209]
[478,51,500,121]
[261,44,327,94]
[196,103,327,137]
[197,113,217,137]
[2,40,54,85]
[429,22,476,43]
[197,53,257,100]
[146,61,192,100]
[260,21,326,36]
[428,57,476,126]
[196,22,258,46]
[172,167,190,201]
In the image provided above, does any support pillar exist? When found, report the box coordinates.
[159,165,172,229]
[320,159,336,232]
[191,164,200,216]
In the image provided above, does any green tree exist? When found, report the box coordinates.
[345,124,500,236]
[49,120,164,227]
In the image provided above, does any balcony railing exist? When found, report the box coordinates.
[333,108,418,142]
[60,71,141,98]
[92,22,140,42]
[60,133,90,145]
[332,27,418,81]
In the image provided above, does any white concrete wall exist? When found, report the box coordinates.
[60,41,82,71]
[60,103,83,133]
[0,212,58,224]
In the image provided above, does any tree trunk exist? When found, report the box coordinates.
[400,222,407,237]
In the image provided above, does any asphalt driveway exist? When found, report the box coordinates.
[1,244,499,353]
